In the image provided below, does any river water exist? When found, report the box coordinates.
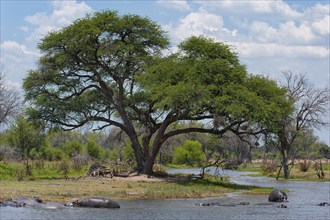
[1,168,329,220]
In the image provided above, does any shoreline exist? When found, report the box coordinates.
[0,174,267,203]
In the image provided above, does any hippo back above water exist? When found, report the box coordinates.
[268,189,288,202]
[73,197,120,208]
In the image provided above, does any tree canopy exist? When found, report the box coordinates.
[24,10,291,174]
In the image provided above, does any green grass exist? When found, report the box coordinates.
[0,161,89,180]
[238,161,330,181]
[0,176,269,202]
[0,161,271,202]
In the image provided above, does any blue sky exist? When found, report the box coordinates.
[1,0,329,144]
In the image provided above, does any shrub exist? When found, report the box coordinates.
[72,153,89,170]
[42,146,65,161]
[107,149,119,162]
[57,160,70,178]
[63,140,85,157]
[261,158,277,174]
[33,159,45,169]
[299,160,311,172]
[86,140,104,160]
[122,144,134,160]
[172,140,205,166]
[0,146,20,161]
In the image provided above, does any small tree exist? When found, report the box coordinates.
[273,71,329,179]
[8,115,44,160]
[0,69,20,125]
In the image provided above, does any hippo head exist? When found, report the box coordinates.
[71,200,80,207]
[269,189,288,202]
[278,191,288,202]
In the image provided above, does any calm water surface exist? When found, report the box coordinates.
[1,168,329,220]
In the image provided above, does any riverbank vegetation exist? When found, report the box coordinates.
[0,168,269,202]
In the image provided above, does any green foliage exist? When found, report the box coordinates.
[8,115,45,159]
[86,140,104,160]
[172,140,205,166]
[63,140,85,157]
[107,149,119,162]
[140,36,291,128]
[42,145,65,161]
[23,10,168,130]
[122,144,134,160]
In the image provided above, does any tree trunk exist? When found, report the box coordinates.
[127,134,146,174]
[282,149,290,179]
[144,156,155,175]
[144,143,162,175]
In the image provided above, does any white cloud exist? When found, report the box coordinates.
[249,21,277,43]
[279,21,315,43]
[157,0,191,11]
[1,41,39,56]
[196,0,302,18]
[250,20,317,45]
[312,15,330,35]
[25,0,93,42]
[0,41,40,84]
[234,42,329,59]
[167,10,237,43]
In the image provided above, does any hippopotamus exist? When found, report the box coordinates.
[71,197,120,208]
[195,202,250,207]
[0,197,64,209]
[268,189,288,202]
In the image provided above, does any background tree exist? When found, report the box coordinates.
[172,140,205,166]
[24,11,291,175]
[273,71,329,179]
[0,69,21,125]
[8,115,44,160]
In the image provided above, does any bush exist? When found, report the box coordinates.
[87,140,104,160]
[107,149,119,162]
[261,158,277,174]
[57,160,70,178]
[72,154,89,170]
[0,146,20,161]
[122,144,134,160]
[299,160,311,172]
[42,146,65,161]
[63,140,85,157]
[172,140,205,166]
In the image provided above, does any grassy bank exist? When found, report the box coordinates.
[0,176,269,203]
[238,160,330,181]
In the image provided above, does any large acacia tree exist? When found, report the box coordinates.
[24,11,290,174]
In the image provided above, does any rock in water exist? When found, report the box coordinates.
[73,197,120,208]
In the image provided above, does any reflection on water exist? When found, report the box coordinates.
[1,168,329,220]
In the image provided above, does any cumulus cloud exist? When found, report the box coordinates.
[233,42,329,59]
[157,0,191,11]
[167,10,237,43]
[25,0,93,42]
[312,15,330,35]
[197,0,302,18]
[1,41,39,56]
[0,41,40,84]
[250,20,317,45]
